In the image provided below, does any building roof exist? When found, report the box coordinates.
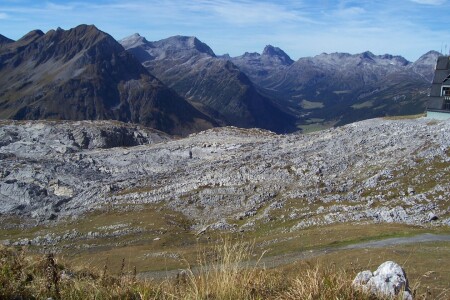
[436,56,450,70]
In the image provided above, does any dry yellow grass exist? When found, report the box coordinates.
[176,238,279,299]
[1,239,423,300]
[279,263,368,300]
[0,238,448,300]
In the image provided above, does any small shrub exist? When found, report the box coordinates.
[181,238,267,299]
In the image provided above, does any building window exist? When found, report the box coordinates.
[444,98,450,110]
[442,86,450,97]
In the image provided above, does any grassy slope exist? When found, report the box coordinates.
[0,240,430,300]
[2,210,449,297]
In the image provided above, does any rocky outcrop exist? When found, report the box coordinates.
[353,261,413,300]
[0,119,170,151]
[0,117,449,232]
[0,120,170,220]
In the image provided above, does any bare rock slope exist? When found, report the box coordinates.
[0,117,449,231]
[0,25,215,135]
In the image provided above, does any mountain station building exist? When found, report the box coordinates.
[427,56,450,119]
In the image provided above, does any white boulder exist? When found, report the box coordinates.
[353,261,412,300]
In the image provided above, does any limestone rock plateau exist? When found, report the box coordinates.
[0,25,215,135]
[1,117,449,234]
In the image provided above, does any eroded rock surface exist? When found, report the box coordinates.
[0,118,449,233]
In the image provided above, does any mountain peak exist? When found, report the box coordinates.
[0,34,14,45]
[262,45,293,65]
[72,24,98,31]
[121,34,216,59]
[159,35,216,57]
[18,29,44,43]
[378,53,410,66]
[411,50,440,79]
[0,24,215,135]
[355,51,410,66]
[41,25,110,49]
[69,24,106,41]
[417,50,441,61]
[120,33,148,49]
[360,51,375,60]
[45,24,101,38]
[262,45,280,55]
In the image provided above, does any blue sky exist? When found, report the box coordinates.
[1,0,450,61]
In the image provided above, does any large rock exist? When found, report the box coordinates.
[353,261,412,300]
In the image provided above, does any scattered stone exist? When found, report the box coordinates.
[353,261,412,300]
[428,212,438,221]
[60,270,75,280]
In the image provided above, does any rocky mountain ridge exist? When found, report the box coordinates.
[120,31,439,131]
[120,34,298,133]
[1,24,442,135]
[226,45,294,88]
[230,48,440,128]
[0,25,215,135]
[262,45,294,64]
[239,51,439,125]
[0,33,13,45]
[409,50,441,82]
[230,48,438,88]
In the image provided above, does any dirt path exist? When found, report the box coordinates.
[138,233,450,280]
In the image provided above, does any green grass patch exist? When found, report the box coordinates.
[333,90,352,95]
[300,100,324,109]
[298,123,332,133]
[351,100,373,109]
[383,113,426,120]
